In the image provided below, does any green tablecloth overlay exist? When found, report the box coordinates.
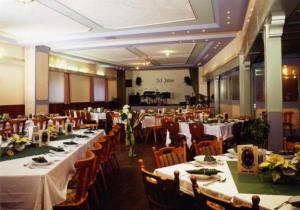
[227,161,300,196]
[0,134,76,162]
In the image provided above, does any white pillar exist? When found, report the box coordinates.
[214,76,220,114]
[24,46,50,115]
[263,12,285,150]
[239,55,251,116]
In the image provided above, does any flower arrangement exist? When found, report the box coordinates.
[215,114,224,119]
[259,154,298,183]
[120,105,136,157]
[8,134,29,151]
[48,125,59,138]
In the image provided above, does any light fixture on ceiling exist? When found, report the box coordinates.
[144,58,151,66]
[202,29,206,33]
[16,0,34,3]
[163,50,172,57]
[135,66,140,70]
[186,30,190,34]
[227,10,231,14]
[192,40,195,43]
[227,21,231,25]
[205,39,208,42]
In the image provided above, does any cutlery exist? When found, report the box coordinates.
[274,201,288,210]
[203,177,226,187]
[274,196,300,210]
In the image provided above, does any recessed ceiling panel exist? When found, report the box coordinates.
[0,0,89,39]
[156,56,191,65]
[71,48,139,63]
[137,43,195,58]
[59,0,195,29]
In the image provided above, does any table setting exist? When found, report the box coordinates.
[154,152,300,210]
[0,128,105,210]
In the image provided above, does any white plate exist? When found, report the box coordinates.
[31,160,53,166]
[192,174,220,181]
[194,156,217,164]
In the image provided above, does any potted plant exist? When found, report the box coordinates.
[259,154,298,183]
[8,134,29,151]
[249,118,270,148]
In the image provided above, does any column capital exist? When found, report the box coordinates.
[264,12,285,38]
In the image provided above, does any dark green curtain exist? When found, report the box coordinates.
[189,67,199,101]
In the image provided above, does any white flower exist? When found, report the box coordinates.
[123,105,130,109]
[127,113,132,119]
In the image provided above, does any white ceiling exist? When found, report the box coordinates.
[58,0,196,29]
[0,0,249,69]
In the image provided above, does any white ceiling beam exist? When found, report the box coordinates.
[52,32,237,51]
[37,0,104,31]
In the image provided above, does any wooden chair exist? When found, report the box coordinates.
[0,120,8,130]
[283,136,300,152]
[33,118,48,130]
[70,117,82,129]
[138,159,182,210]
[193,140,223,156]
[89,143,103,209]
[190,176,260,210]
[152,143,187,168]
[53,117,67,128]
[145,115,165,145]
[9,119,26,134]
[105,112,114,134]
[165,121,186,147]
[185,112,195,121]
[174,114,185,123]
[54,150,95,210]
[283,111,294,136]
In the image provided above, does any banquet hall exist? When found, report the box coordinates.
[0,0,300,210]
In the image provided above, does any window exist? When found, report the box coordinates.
[282,65,299,102]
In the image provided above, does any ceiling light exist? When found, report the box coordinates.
[205,39,208,42]
[227,16,231,19]
[227,11,231,14]
[227,21,231,24]
[17,0,34,3]
[163,50,172,57]
[202,29,206,33]
[136,66,140,70]
[186,30,190,34]
[171,32,175,35]
[192,40,195,43]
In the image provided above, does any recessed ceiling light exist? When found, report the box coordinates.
[227,21,231,24]
[136,66,140,70]
[218,41,221,44]
[205,39,208,42]
[227,10,231,14]
[202,29,206,33]
[227,16,231,19]
[17,0,34,3]
[186,30,190,34]
[192,40,195,43]
[171,32,175,35]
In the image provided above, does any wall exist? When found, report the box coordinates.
[94,77,105,101]
[0,42,24,105]
[125,69,193,104]
[107,79,117,101]
[49,71,64,103]
[70,74,90,102]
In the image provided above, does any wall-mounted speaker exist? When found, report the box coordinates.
[125,80,132,87]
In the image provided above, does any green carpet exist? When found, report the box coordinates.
[227,161,300,195]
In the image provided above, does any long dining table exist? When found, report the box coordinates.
[0,129,105,210]
[154,156,300,210]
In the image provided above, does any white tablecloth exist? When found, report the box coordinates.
[0,129,105,210]
[90,112,106,122]
[166,122,234,147]
[154,156,297,210]
[141,116,157,129]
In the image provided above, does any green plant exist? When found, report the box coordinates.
[249,118,270,148]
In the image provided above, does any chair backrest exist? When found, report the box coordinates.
[166,121,180,138]
[33,118,48,130]
[52,117,67,127]
[193,140,223,155]
[283,111,293,124]
[70,117,82,129]
[0,120,7,130]
[138,159,181,210]
[105,112,114,133]
[89,143,103,186]
[189,123,204,141]
[152,144,187,168]
[185,113,195,121]
[190,176,260,210]
[174,114,185,122]
[98,134,114,162]
[74,150,95,202]
[9,119,26,134]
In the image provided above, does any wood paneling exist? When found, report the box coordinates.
[0,105,25,118]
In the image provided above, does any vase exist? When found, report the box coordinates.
[14,144,25,152]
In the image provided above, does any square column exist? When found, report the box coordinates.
[214,76,220,114]
[24,46,50,115]
[263,12,285,150]
[239,55,251,116]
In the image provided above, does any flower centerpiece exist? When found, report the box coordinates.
[48,125,59,139]
[259,154,298,183]
[120,105,136,157]
[8,134,29,151]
